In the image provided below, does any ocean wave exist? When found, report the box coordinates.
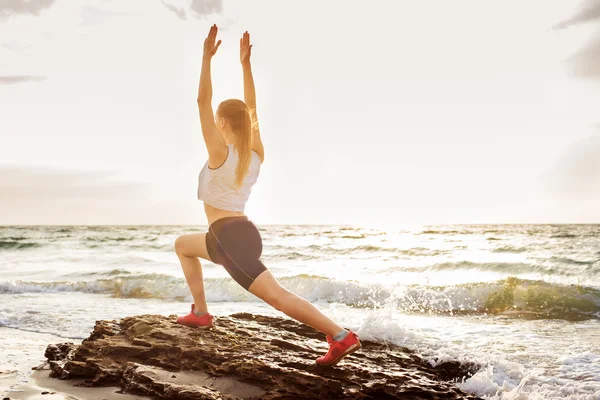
[551,233,578,239]
[492,246,528,253]
[390,260,600,278]
[419,230,462,235]
[83,236,136,243]
[0,274,188,299]
[0,240,41,250]
[397,277,600,321]
[398,248,449,257]
[264,244,400,257]
[81,237,169,250]
[304,244,400,255]
[280,231,381,239]
[129,243,173,251]
[389,261,540,274]
[266,251,320,261]
[341,234,367,239]
[61,269,133,278]
[548,256,600,266]
[2,236,28,241]
[2,275,598,321]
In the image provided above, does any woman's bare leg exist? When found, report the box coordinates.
[175,233,212,314]
[248,270,345,337]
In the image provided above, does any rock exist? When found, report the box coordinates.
[44,343,76,361]
[38,313,482,399]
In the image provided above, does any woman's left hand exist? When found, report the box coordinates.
[203,24,222,59]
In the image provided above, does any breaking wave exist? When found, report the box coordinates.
[2,275,597,320]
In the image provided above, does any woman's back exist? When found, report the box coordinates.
[197,143,261,212]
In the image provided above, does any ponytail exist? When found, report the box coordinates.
[216,99,253,190]
[234,106,252,190]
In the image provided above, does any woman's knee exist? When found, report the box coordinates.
[174,235,187,256]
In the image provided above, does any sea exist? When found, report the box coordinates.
[1,224,599,399]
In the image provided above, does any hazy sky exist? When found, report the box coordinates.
[1,0,599,226]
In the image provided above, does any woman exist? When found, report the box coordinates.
[174,24,361,367]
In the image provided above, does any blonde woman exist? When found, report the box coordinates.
[174,24,361,366]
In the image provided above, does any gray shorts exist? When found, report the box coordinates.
[205,216,267,291]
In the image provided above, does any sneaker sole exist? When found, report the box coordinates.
[318,340,362,366]
[177,319,214,329]
[179,323,213,329]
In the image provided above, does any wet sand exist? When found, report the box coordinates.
[0,326,149,400]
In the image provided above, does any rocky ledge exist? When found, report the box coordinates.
[36,313,483,399]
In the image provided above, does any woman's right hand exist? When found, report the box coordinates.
[203,24,222,60]
[240,31,252,65]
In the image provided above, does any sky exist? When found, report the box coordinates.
[0,0,599,226]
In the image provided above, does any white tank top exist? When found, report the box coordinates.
[197,143,261,212]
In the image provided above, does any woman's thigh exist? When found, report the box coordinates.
[247,270,288,302]
[174,232,213,262]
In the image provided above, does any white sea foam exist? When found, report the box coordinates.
[340,304,600,400]
[1,273,598,321]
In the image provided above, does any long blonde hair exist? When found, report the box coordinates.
[216,99,255,190]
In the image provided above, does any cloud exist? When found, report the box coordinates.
[0,0,56,19]
[0,75,46,85]
[555,0,600,29]
[161,0,222,20]
[189,0,221,17]
[161,0,187,20]
[569,38,600,79]
[555,0,600,79]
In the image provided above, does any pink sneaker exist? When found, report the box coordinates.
[316,331,361,366]
[176,303,214,329]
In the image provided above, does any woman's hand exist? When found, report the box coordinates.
[203,24,222,59]
[240,31,252,65]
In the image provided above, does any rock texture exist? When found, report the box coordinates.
[37,313,483,399]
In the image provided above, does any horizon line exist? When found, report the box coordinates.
[1,222,599,227]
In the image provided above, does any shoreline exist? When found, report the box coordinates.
[0,326,148,400]
[0,326,73,399]
[5,370,149,400]
[28,369,148,400]
[0,326,149,400]
[1,325,163,400]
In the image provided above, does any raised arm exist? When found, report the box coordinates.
[240,31,264,163]
[197,24,227,167]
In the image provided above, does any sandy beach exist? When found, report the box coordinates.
[0,327,147,400]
